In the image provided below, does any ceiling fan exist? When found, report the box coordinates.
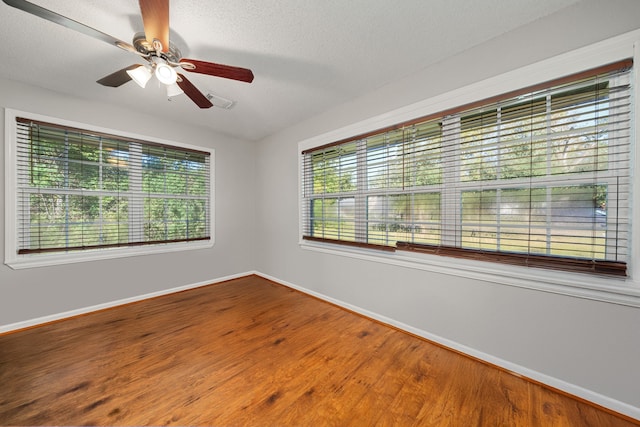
[2,0,254,108]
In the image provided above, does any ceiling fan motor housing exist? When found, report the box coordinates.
[2,0,253,109]
[132,32,182,64]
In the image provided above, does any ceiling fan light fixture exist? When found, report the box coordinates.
[155,62,177,85]
[166,82,184,97]
[4,0,254,109]
[126,65,153,88]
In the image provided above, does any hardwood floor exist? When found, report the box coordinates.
[0,275,637,426]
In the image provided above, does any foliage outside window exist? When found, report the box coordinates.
[13,117,211,256]
[301,61,632,276]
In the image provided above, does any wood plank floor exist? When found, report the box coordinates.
[0,275,637,426]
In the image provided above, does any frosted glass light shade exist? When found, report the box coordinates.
[155,63,178,85]
[126,65,153,88]
[166,82,184,97]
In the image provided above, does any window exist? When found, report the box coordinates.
[301,60,632,277]
[5,111,213,268]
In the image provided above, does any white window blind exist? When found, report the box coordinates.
[15,118,211,255]
[301,60,632,276]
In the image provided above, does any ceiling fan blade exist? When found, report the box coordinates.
[177,74,213,109]
[96,65,140,87]
[139,0,170,53]
[180,59,254,83]
[2,0,137,53]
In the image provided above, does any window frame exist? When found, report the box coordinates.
[298,30,640,307]
[4,109,215,269]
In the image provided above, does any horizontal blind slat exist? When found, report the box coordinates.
[301,62,632,276]
[15,119,211,254]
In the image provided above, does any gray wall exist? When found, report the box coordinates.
[1,0,640,416]
[0,79,257,326]
[254,0,640,411]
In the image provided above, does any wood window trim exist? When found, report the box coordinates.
[301,59,633,155]
[9,111,213,262]
[303,235,396,252]
[18,237,211,255]
[300,237,626,277]
[301,61,632,278]
[395,242,627,277]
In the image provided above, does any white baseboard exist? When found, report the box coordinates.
[0,271,254,335]
[254,271,640,422]
[2,270,638,421]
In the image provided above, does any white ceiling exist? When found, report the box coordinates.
[0,0,581,141]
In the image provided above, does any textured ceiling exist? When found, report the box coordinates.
[0,0,581,141]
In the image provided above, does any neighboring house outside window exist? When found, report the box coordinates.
[301,61,632,278]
